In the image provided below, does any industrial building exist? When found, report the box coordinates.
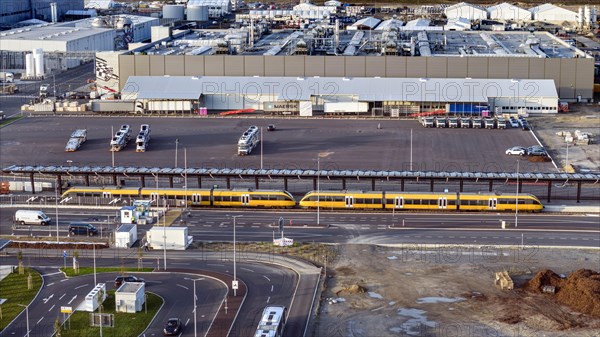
[487,3,532,22]
[444,2,488,21]
[120,75,559,115]
[0,0,84,27]
[95,29,594,101]
[529,4,578,24]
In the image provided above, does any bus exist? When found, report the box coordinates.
[254,306,287,337]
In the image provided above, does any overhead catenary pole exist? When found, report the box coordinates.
[55,177,59,242]
[515,160,519,228]
[231,215,242,296]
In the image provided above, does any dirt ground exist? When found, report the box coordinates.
[313,244,600,337]
[529,104,600,173]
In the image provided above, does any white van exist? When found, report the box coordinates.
[14,210,51,226]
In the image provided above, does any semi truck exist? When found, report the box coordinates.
[65,129,87,152]
[110,124,131,151]
[135,124,151,152]
[0,72,14,83]
[237,126,259,155]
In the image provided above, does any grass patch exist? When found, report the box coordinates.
[0,267,43,331]
[0,115,25,127]
[60,267,154,277]
[60,291,162,337]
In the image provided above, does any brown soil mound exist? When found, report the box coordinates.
[523,269,600,317]
[333,284,368,296]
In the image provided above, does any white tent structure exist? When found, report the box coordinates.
[530,3,578,23]
[445,2,487,20]
[487,3,531,21]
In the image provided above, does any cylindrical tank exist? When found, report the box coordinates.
[33,48,44,77]
[187,6,208,21]
[163,5,185,20]
[25,53,34,77]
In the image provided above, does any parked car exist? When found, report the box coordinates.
[527,146,548,156]
[505,146,527,156]
[68,222,98,236]
[267,124,276,131]
[521,122,530,131]
[114,275,145,288]
[509,118,519,128]
[164,318,182,336]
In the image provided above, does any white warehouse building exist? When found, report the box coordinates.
[530,3,578,23]
[487,3,532,21]
[0,24,115,52]
[445,2,488,20]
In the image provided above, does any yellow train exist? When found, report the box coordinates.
[61,186,296,208]
[298,191,544,212]
[62,187,544,212]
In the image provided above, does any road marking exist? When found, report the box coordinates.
[266,296,270,303]
[60,279,68,282]
[37,316,44,324]
[171,262,189,265]
[47,282,55,287]
[207,263,224,267]
[240,267,254,272]
[59,294,66,300]
[41,272,62,277]
[271,285,274,292]
[43,294,54,303]
[206,221,214,224]
[202,225,212,227]
[75,284,88,290]
[68,295,77,304]
[251,225,260,228]
[263,275,271,282]
[177,284,189,290]
[49,305,55,312]
[185,318,190,326]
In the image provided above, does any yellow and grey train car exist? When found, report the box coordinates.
[62,186,296,208]
[299,191,543,212]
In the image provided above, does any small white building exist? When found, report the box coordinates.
[115,282,145,313]
[115,224,138,248]
[487,3,531,21]
[347,17,381,30]
[445,17,471,31]
[445,2,487,20]
[530,3,578,23]
[146,226,192,250]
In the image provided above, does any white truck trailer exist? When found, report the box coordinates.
[323,102,369,115]
[146,226,192,250]
[65,129,87,152]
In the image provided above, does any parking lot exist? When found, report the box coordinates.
[0,116,556,173]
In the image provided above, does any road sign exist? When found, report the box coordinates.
[61,306,73,313]
[278,217,284,231]
[62,250,67,258]
[232,280,238,290]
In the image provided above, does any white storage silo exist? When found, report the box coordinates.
[33,48,45,78]
[163,5,185,20]
[187,6,209,21]
[25,53,35,77]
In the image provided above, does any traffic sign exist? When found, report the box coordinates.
[232,280,239,290]
[60,306,72,313]
[62,250,67,258]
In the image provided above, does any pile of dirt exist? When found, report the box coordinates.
[333,283,368,296]
[523,269,600,317]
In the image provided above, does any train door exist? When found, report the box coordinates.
[488,198,497,210]
[192,194,201,205]
[241,194,250,206]
[149,192,159,204]
[394,196,404,209]
[102,192,112,198]
[438,197,447,209]
[345,196,354,208]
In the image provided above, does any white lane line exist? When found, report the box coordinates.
[60,279,68,282]
[207,264,224,267]
[251,226,260,228]
[263,275,271,282]
[177,284,189,290]
[271,285,274,292]
[43,294,54,304]
[68,295,77,304]
[74,284,88,290]
[41,272,62,277]
[185,318,190,326]
[59,294,66,300]
[240,267,254,272]
[47,282,55,287]
[37,317,44,324]
[266,296,270,303]
[49,305,55,312]
[202,225,212,227]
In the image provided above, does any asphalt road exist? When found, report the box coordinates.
[1,208,599,247]
[0,256,301,337]
[0,116,556,173]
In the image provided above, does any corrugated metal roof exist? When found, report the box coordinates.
[122,76,559,102]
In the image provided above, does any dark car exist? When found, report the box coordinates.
[114,275,145,288]
[521,122,530,131]
[528,148,548,157]
[267,124,276,131]
[164,318,182,336]
[68,223,98,236]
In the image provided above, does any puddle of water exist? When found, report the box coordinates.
[368,291,383,299]
[417,296,465,304]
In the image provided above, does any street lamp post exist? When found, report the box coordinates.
[565,141,569,172]
[17,304,29,337]
[515,160,519,228]
[55,177,59,242]
[175,138,179,168]
[317,156,320,225]
[230,215,242,296]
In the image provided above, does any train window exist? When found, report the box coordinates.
[231,196,240,202]
[448,200,456,205]
[373,198,381,204]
